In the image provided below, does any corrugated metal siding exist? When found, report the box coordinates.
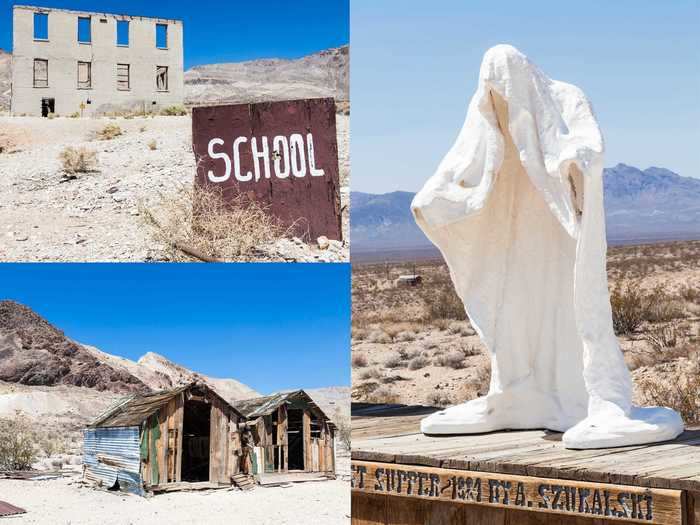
[83,426,143,495]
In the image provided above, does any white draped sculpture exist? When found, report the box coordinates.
[411,45,684,449]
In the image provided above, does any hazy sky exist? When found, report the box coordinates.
[352,0,700,193]
[0,264,350,394]
[0,0,349,68]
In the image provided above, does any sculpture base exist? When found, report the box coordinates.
[421,398,684,449]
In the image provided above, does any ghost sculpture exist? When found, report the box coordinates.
[411,45,684,449]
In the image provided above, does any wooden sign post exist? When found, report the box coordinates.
[192,98,342,241]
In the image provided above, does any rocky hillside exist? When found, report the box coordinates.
[0,300,260,400]
[0,49,10,112]
[184,46,348,108]
[352,165,700,257]
[0,300,148,393]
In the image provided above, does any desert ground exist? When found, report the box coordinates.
[0,113,349,262]
[0,476,350,525]
[351,240,700,423]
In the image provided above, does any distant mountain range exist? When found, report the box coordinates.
[352,164,700,260]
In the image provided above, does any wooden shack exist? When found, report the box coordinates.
[84,383,245,494]
[352,404,700,525]
[233,390,336,479]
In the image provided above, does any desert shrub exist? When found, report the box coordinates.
[333,409,351,452]
[139,126,147,133]
[408,355,430,370]
[352,327,368,341]
[368,386,400,405]
[637,351,699,424]
[610,282,646,335]
[359,368,381,380]
[644,324,679,353]
[384,352,405,369]
[47,112,55,119]
[427,392,452,407]
[0,413,36,470]
[0,134,16,154]
[435,350,466,369]
[395,330,416,342]
[366,329,391,344]
[161,105,187,116]
[148,139,157,150]
[59,147,98,174]
[425,287,465,321]
[141,185,286,261]
[97,123,123,140]
[69,111,80,118]
[352,353,368,368]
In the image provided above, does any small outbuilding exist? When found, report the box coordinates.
[395,274,422,287]
[83,383,245,495]
[233,390,336,479]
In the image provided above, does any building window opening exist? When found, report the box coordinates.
[117,64,130,91]
[77,61,91,89]
[156,23,168,48]
[78,16,91,43]
[117,20,129,46]
[33,12,48,40]
[33,58,48,88]
[156,66,168,91]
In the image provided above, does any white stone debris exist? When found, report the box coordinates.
[411,44,684,449]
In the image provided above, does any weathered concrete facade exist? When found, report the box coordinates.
[11,5,183,116]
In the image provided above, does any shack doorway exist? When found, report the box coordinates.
[41,98,54,117]
[287,409,305,471]
[181,399,211,482]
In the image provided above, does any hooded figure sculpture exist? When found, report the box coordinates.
[411,45,683,449]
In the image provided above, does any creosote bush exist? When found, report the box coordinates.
[0,413,36,470]
[59,147,98,174]
[141,185,287,261]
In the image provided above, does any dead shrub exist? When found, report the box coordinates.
[395,330,417,342]
[359,368,382,381]
[610,282,647,335]
[637,351,699,424]
[408,355,430,371]
[0,413,36,470]
[644,324,679,353]
[141,185,287,261]
[368,386,400,405]
[59,147,98,174]
[384,352,406,369]
[333,409,352,452]
[352,353,368,368]
[435,350,466,369]
[427,392,453,408]
[366,329,391,344]
[97,123,123,140]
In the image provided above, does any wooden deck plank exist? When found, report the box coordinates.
[352,404,700,492]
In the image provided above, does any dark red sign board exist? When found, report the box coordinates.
[192,98,342,241]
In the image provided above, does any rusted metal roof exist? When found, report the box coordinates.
[233,390,336,429]
[89,382,244,428]
[0,500,26,517]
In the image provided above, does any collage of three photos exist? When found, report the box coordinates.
[0,1,698,524]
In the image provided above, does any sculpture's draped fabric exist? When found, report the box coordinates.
[412,45,683,448]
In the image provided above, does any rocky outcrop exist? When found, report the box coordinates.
[0,300,149,393]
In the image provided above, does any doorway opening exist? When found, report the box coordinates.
[181,399,211,482]
[287,409,304,471]
[41,98,55,117]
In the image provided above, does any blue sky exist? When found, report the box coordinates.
[352,0,700,193]
[0,264,350,394]
[0,0,349,68]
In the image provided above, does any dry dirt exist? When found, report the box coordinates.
[351,241,700,420]
[0,476,350,525]
[0,114,349,262]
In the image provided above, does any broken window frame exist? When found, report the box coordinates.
[155,23,168,49]
[33,12,48,41]
[156,66,169,92]
[117,63,130,91]
[116,20,129,46]
[33,58,48,88]
[77,61,92,89]
[77,16,92,44]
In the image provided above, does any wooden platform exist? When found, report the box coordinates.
[351,403,700,524]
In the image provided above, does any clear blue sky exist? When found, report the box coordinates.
[0,0,349,68]
[352,0,700,193]
[0,263,350,394]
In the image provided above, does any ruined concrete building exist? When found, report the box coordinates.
[11,5,183,116]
